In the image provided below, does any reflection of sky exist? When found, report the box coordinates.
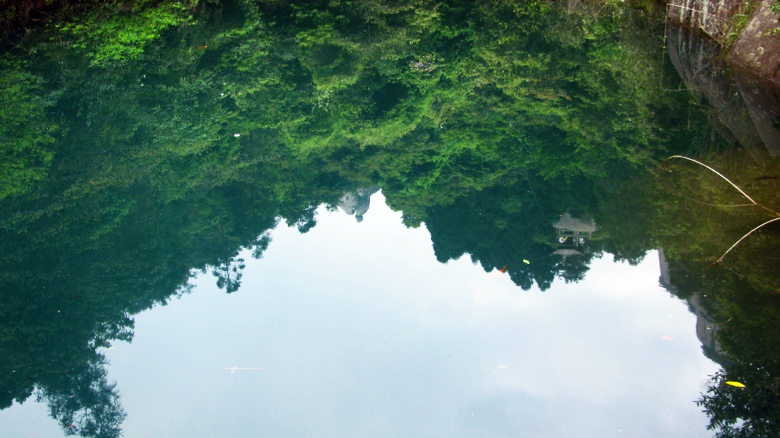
[2,192,720,437]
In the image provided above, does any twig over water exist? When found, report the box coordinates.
[666,155,780,265]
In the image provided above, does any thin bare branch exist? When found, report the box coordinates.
[715,217,780,264]
[668,155,758,205]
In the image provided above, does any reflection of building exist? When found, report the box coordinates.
[658,249,726,364]
[338,187,379,222]
[552,213,597,260]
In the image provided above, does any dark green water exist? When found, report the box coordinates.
[1,1,779,437]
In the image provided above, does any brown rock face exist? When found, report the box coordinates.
[728,1,780,81]
[666,21,766,155]
[667,0,780,82]
[666,0,748,40]
[666,0,780,156]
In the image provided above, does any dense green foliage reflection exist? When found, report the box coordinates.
[1,1,779,436]
[657,153,780,438]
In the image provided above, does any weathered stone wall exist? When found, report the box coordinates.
[729,1,780,81]
[666,0,747,40]
[667,0,780,82]
[666,21,767,154]
[666,0,780,156]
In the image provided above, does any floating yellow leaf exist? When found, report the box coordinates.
[725,381,746,388]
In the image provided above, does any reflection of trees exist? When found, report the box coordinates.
[694,271,780,438]
[663,244,780,437]
[697,366,780,438]
[425,178,599,291]
[2,0,771,436]
[39,357,125,438]
[0,169,333,435]
[656,151,780,437]
[213,257,246,293]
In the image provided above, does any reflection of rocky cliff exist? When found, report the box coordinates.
[338,187,380,222]
[658,249,727,365]
[666,21,764,154]
[667,0,780,82]
[666,1,780,156]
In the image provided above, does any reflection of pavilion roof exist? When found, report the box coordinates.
[552,213,597,263]
[552,248,582,264]
[553,213,597,233]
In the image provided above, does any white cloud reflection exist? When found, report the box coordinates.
[1,192,720,437]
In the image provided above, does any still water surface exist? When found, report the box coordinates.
[3,193,719,437]
[2,1,779,437]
